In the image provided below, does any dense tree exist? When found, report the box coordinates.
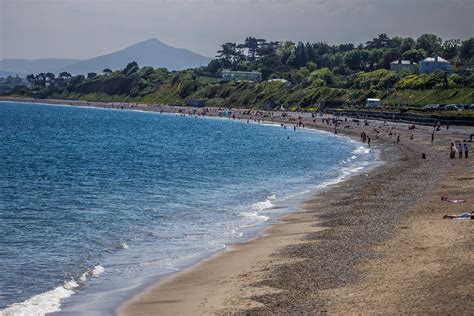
[402,49,425,62]
[292,42,309,68]
[45,72,55,82]
[277,41,295,65]
[366,33,393,49]
[400,37,416,53]
[416,34,442,55]
[460,38,474,64]
[442,39,461,60]
[26,74,36,87]
[241,37,266,61]
[344,50,370,71]
[337,43,355,52]
[123,61,139,75]
[58,72,72,79]
[70,75,85,85]
[217,42,242,66]
[8,33,473,107]
[36,73,47,87]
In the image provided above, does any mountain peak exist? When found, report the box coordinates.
[56,38,211,74]
[140,38,164,45]
[0,38,211,75]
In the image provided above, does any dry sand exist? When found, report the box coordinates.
[117,107,473,314]
[1,98,472,314]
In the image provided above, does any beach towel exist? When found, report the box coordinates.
[441,197,466,203]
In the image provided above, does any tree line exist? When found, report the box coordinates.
[207,34,474,78]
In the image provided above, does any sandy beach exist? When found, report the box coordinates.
[1,98,473,314]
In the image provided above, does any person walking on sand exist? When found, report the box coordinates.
[397,134,400,144]
[367,136,371,148]
[450,142,457,159]
[463,142,469,158]
[431,132,435,144]
[458,143,463,159]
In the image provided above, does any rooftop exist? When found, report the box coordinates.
[422,56,450,63]
[390,60,417,65]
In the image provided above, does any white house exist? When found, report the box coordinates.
[222,70,262,82]
[390,59,417,73]
[419,55,452,74]
[366,98,380,108]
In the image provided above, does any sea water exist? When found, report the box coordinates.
[0,101,377,315]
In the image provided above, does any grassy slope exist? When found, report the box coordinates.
[47,73,474,109]
[384,89,474,105]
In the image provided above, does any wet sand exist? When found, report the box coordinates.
[116,106,472,314]
[1,98,473,314]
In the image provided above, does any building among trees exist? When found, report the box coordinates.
[222,70,262,82]
[390,59,418,73]
[419,55,452,73]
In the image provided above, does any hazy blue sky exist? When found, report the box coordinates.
[1,0,473,59]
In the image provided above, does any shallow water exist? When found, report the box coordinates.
[0,102,376,314]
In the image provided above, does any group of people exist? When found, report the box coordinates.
[450,141,470,159]
[360,131,371,147]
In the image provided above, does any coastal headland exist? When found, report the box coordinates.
[1,98,473,314]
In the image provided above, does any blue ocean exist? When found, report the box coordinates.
[0,101,376,314]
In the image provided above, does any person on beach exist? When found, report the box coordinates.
[367,136,371,148]
[431,132,435,144]
[443,211,474,220]
[397,134,400,143]
[458,143,463,159]
[463,142,469,158]
[450,142,456,159]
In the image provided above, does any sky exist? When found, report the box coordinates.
[1,0,473,60]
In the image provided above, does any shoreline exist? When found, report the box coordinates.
[2,97,473,314]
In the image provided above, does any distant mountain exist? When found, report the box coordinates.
[0,39,211,77]
[0,59,81,76]
[57,39,211,75]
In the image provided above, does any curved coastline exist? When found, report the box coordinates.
[1,98,472,314]
[0,99,376,315]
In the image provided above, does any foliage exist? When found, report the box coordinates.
[7,33,474,108]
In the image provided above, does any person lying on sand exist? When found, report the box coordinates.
[443,212,474,220]
[441,197,466,203]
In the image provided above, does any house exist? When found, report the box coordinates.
[366,98,380,108]
[419,55,452,74]
[222,70,262,82]
[390,59,417,73]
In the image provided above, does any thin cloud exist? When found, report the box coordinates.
[1,0,473,59]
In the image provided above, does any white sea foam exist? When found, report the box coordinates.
[240,211,270,222]
[120,242,129,249]
[1,280,78,316]
[79,271,89,283]
[353,146,370,154]
[91,265,105,277]
[251,199,274,212]
[315,164,367,190]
